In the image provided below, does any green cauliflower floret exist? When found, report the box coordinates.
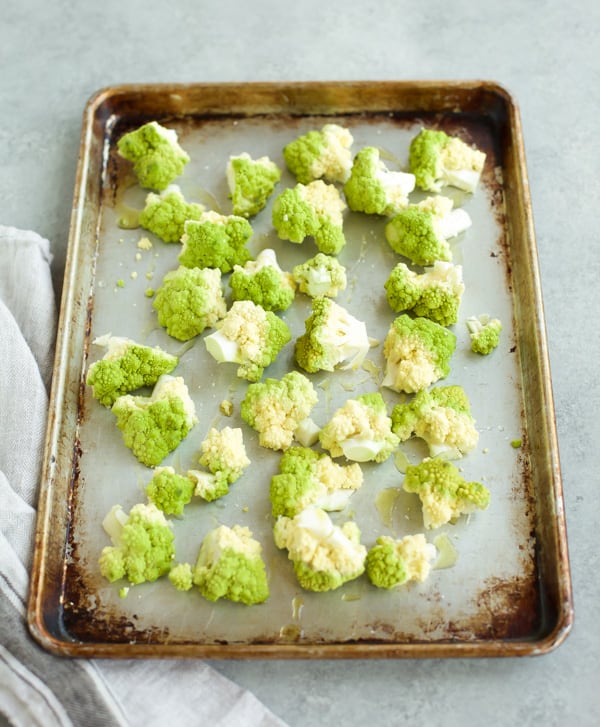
[240,371,318,451]
[292,252,347,298]
[343,146,416,216]
[99,503,175,585]
[204,300,291,382]
[191,524,269,605]
[283,123,354,184]
[366,534,437,589]
[187,426,250,502]
[145,466,195,516]
[270,447,363,518]
[86,334,178,407]
[403,458,491,529]
[295,297,370,373]
[391,385,479,459]
[153,266,227,341]
[272,180,347,255]
[169,562,193,591]
[273,505,367,592]
[384,195,472,266]
[382,314,456,394]
[111,375,198,467]
[466,314,502,355]
[319,392,399,463]
[409,128,487,193]
[229,248,296,312]
[178,211,253,273]
[226,153,281,218]
[384,261,465,326]
[117,121,190,191]
[138,185,205,243]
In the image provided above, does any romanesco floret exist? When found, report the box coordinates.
[382,314,456,394]
[283,123,353,184]
[271,180,347,255]
[366,534,437,589]
[111,375,198,467]
[295,297,370,373]
[169,562,193,591]
[409,128,486,193]
[391,385,479,459]
[187,427,250,502]
[343,146,416,216]
[229,248,296,312]
[226,153,281,218]
[403,458,490,529]
[319,392,399,463]
[240,371,318,451]
[138,185,204,243]
[86,334,178,407]
[384,195,472,266]
[384,261,464,326]
[466,314,502,355]
[270,446,363,518]
[152,266,227,341]
[273,506,366,592]
[178,211,253,273]
[145,466,195,516]
[117,121,190,191]
[99,503,175,584]
[292,252,347,298]
[192,524,269,605]
[204,300,291,382]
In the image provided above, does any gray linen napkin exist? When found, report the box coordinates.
[0,226,286,727]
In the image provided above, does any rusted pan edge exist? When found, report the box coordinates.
[27,80,573,658]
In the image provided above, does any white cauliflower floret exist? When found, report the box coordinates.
[300,179,346,227]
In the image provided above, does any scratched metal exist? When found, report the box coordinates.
[27,82,572,658]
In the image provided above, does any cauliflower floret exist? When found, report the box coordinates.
[409,128,486,193]
[283,123,353,184]
[319,392,399,463]
[191,524,269,605]
[111,375,197,467]
[169,562,194,591]
[272,180,347,255]
[270,446,363,517]
[229,248,296,312]
[138,185,205,243]
[204,300,291,382]
[382,314,456,394]
[343,146,416,216]
[187,426,250,502]
[384,261,465,326]
[152,266,227,341]
[391,385,479,459]
[117,121,190,191]
[145,466,195,516]
[240,371,318,451]
[99,503,175,585]
[226,153,281,218]
[295,297,370,373]
[466,314,502,355]
[273,506,367,592]
[384,195,471,266]
[366,534,437,589]
[403,458,490,529]
[292,252,347,298]
[85,334,178,407]
[178,210,253,273]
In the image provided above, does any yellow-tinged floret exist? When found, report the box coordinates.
[283,124,354,184]
[274,505,367,592]
[366,534,437,589]
[403,458,490,529]
[229,248,296,312]
[292,252,347,298]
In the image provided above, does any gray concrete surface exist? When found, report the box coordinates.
[1,0,598,724]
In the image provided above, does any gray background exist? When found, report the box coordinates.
[1,0,597,724]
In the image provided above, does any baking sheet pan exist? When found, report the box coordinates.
[28,81,573,658]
